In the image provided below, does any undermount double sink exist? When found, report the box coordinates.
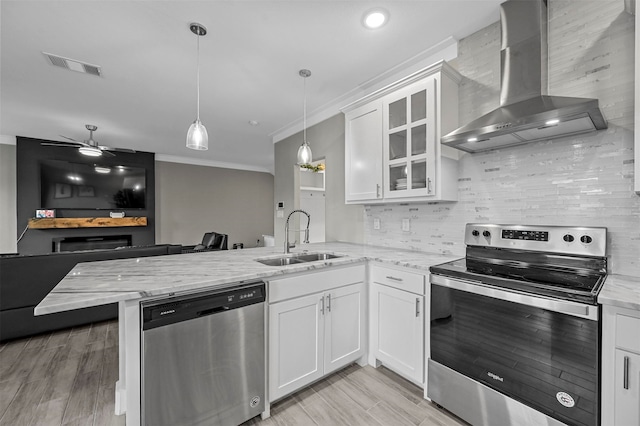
[256,252,342,267]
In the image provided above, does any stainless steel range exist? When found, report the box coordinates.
[428,224,607,426]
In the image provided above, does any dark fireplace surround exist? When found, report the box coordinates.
[52,234,133,252]
[16,137,156,255]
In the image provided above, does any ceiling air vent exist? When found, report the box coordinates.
[42,52,102,77]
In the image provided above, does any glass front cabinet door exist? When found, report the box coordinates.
[383,77,437,199]
[342,60,461,204]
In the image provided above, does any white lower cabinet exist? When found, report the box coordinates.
[369,264,426,386]
[269,293,324,401]
[324,283,366,374]
[614,349,640,425]
[268,266,366,402]
[602,304,640,426]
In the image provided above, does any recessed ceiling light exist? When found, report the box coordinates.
[94,166,111,174]
[467,137,478,143]
[248,120,260,126]
[363,9,389,29]
[545,119,560,126]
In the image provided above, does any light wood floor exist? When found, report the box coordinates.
[1,320,466,426]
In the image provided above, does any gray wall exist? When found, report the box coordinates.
[0,142,17,253]
[274,114,364,247]
[155,161,274,248]
[364,0,640,276]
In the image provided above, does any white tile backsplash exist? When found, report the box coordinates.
[364,0,640,276]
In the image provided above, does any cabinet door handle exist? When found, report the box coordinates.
[376,184,381,198]
[416,298,420,317]
[623,356,630,390]
[320,296,324,315]
[427,178,432,194]
[386,275,403,282]
[326,294,331,312]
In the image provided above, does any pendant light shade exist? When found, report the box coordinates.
[296,69,313,165]
[297,142,312,165]
[186,119,208,150]
[186,23,208,151]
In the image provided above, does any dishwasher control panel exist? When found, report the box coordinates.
[141,282,265,330]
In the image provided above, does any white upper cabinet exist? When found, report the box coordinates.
[344,100,383,202]
[342,60,461,204]
[383,77,437,199]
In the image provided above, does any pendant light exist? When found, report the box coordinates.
[186,23,208,150]
[297,69,313,165]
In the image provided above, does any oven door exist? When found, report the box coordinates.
[430,275,600,426]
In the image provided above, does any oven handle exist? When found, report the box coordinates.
[430,274,598,321]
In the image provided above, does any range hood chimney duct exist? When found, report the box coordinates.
[441,0,607,153]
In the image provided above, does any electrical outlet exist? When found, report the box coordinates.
[373,218,381,230]
[402,218,410,232]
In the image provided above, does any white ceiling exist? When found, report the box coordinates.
[1,1,503,173]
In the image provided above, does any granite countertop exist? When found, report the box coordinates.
[35,242,459,316]
[35,241,640,316]
[598,274,640,311]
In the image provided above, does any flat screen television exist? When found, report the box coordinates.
[40,159,146,209]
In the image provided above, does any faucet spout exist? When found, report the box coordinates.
[284,209,311,254]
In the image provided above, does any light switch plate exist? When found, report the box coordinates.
[402,218,410,232]
[373,218,381,230]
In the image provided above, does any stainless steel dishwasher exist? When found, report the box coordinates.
[141,281,265,426]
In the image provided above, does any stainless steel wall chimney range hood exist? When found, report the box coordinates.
[441,0,607,153]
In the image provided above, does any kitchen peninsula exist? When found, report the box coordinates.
[35,242,640,426]
[35,242,456,426]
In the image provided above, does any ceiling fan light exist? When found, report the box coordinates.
[297,141,313,165]
[79,146,102,157]
[186,119,209,150]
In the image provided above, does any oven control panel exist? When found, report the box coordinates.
[501,229,549,241]
[465,224,606,256]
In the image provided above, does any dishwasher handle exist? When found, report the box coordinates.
[198,305,231,317]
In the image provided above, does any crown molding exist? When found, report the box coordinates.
[155,154,273,175]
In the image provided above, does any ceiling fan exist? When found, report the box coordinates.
[42,124,135,157]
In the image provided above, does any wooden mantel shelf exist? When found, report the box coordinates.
[28,217,147,229]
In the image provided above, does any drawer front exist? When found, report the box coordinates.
[268,264,365,304]
[370,264,425,295]
[616,314,640,353]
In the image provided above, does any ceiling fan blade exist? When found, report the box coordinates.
[42,141,83,148]
[101,150,117,157]
[101,146,136,154]
[60,135,81,143]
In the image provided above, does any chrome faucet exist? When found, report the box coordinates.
[284,209,310,254]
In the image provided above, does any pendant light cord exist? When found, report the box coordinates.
[196,30,201,121]
[303,75,307,144]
